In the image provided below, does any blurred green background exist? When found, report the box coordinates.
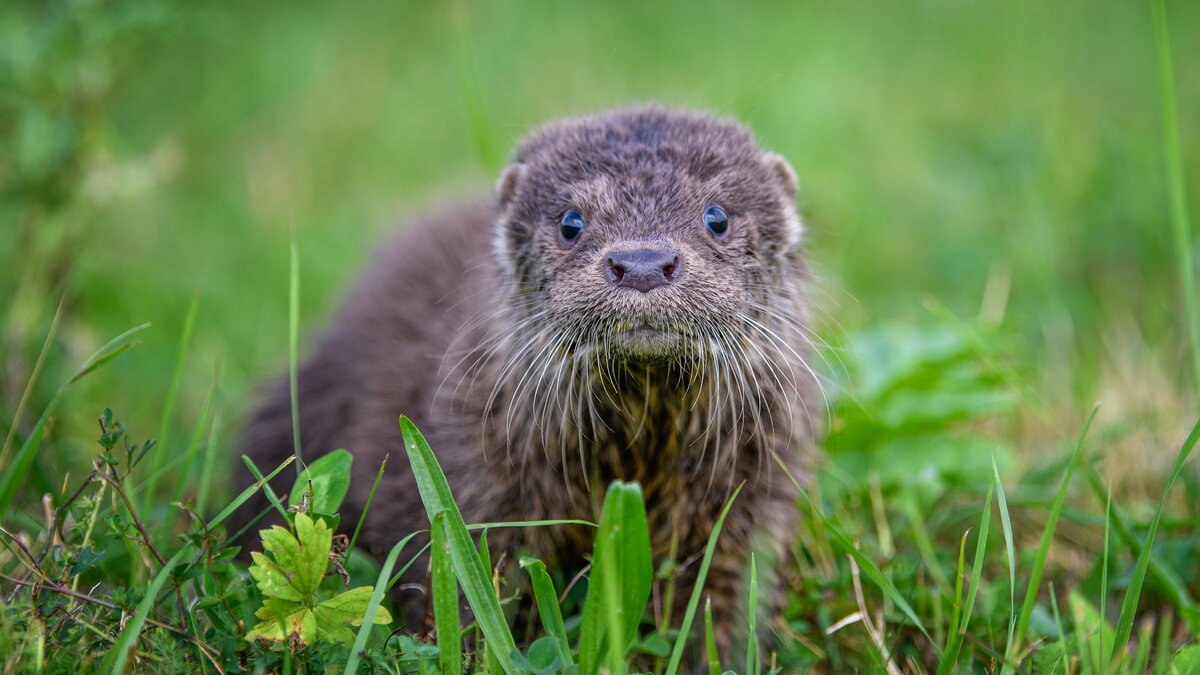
[2,0,1197,492]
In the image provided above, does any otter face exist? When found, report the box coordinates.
[494,107,804,363]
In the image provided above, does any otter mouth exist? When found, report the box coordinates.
[606,320,693,359]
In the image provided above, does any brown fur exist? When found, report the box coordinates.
[234,106,820,658]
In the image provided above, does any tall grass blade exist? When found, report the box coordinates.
[448,0,500,171]
[209,455,295,531]
[0,323,150,512]
[993,458,1016,673]
[344,531,422,675]
[746,553,759,675]
[0,296,62,469]
[169,356,219,508]
[704,597,720,675]
[1012,406,1098,656]
[289,238,303,476]
[1083,463,1197,630]
[399,416,517,673]
[960,477,993,636]
[1109,417,1200,665]
[142,289,199,514]
[196,408,223,517]
[936,528,971,675]
[1049,583,1067,675]
[348,455,387,558]
[1099,484,1111,674]
[242,456,290,522]
[432,514,463,675]
[1150,0,1200,385]
[664,482,743,675]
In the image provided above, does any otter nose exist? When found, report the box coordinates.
[605,248,681,292]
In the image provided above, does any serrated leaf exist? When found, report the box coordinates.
[255,596,303,622]
[247,606,317,645]
[314,586,392,627]
[249,551,304,602]
[290,449,353,514]
[250,513,332,601]
[68,547,106,575]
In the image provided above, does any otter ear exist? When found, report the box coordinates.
[495,163,526,209]
[763,152,799,199]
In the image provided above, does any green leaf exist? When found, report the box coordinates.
[520,556,573,669]
[526,636,565,674]
[68,547,106,576]
[314,587,392,627]
[250,512,332,601]
[247,606,318,645]
[289,448,353,514]
[249,552,305,602]
[400,416,518,673]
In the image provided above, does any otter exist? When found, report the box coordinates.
[234,105,819,656]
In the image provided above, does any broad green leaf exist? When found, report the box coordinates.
[290,448,353,514]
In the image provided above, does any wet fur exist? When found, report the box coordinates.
[234,106,820,658]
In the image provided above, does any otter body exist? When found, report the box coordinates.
[237,106,819,652]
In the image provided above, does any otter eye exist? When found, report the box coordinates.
[703,205,729,239]
[560,210,586,243]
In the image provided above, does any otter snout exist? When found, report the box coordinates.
[604,247,681,293]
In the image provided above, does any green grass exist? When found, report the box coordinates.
[2,0,1200,672]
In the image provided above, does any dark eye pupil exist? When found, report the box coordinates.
[704,206,729,237]
[560,210,585,241]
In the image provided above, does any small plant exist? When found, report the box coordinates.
[246,511,391,646]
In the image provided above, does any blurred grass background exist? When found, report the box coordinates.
[1,0,1197,494]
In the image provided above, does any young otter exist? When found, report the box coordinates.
[235,106,819,655]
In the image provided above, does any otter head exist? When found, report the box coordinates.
[494,107,805,367]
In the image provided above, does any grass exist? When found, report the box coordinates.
[1,0,1199,672]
